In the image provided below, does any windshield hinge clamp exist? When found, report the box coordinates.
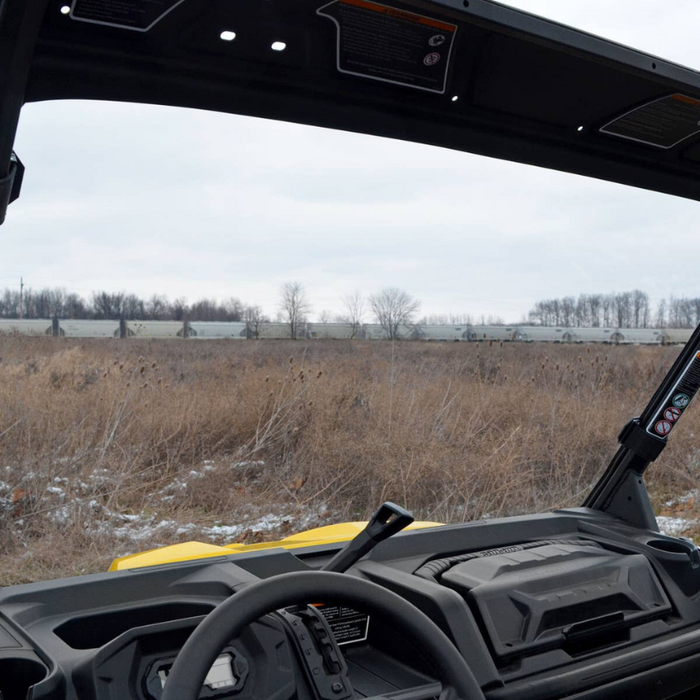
[618,419,665,463]
[0,152,25,225]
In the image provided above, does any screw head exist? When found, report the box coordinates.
[332,682,344,693]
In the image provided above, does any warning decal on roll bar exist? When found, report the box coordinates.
[69,0,186,32]
[647,352,700,439]
[317,0,457,94]
[600,94,700,149]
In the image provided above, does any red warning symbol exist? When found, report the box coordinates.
[423,52,441,66]
[664,406,681,422]
[655,420,673,437]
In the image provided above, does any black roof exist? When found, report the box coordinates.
[3,0,700,221]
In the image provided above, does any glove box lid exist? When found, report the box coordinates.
[441,543,671,660]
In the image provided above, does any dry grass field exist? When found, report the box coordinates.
[0,336,699,585]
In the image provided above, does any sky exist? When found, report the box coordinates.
[4,0,700,323]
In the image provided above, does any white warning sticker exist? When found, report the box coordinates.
[69,0,186,32]
[600,93,700,149]
[646,351,700,440]
[317,0,457,94]
[316,605,370,645]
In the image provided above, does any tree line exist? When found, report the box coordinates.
[528,291,700,329]
[0,284,425,340]
[6,285,699,334]
[0,287,267,325]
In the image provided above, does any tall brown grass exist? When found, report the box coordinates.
[0,336,697,584]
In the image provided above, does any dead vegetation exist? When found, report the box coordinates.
[0,336,698,585]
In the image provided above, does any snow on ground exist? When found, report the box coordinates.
[0,457,330,559]
[8,455,698,561]
[664,490,699,508]
[656,515,698,538]
[657,488,700,540]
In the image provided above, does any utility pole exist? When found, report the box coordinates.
[19,276,23,319]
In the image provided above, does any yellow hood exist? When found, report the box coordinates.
[109,520,442,571]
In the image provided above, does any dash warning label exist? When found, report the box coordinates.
[600,94,700,149]
[317,605,370,646]
[317,0,457,94]
[69,0,186,32]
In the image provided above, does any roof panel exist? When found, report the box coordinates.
[12,0,700,201]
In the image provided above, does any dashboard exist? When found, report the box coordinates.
[3,508,700,700]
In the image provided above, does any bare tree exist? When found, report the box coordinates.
[420,313,474,325]
[602,295,615,327]
[588,294,603,327]
[147,294,168,320]
[630,289,650,328]
[123,294,146,320]
[318,309,333,324]
[341,291,365,338]
[244,304,268,339]
[529,291,653,329]
[172,297,188,321]
[91,291,126,320]
[561,296,576,327]
[278,282,311,340]
[655,299,667,328]
[0,286,273,324]
[224,297,244,322]
[65,292,88,319]
[369,287,420,340]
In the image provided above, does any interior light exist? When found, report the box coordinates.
[451,95,459,102]
[220,30,236,41]
[577,125,584,132]
[60,5,71,14]
[271,41,287,52]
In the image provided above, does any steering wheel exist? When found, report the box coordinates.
[161,570,484,700]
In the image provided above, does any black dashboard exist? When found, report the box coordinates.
[4,508,700,700]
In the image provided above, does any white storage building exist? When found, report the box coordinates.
[188,322,246,339]
[60,320,120,338]
[660,329,693,345]
[0,319,53,336]
[472,326,522,341]
[307,323,358,339]
[126,321,184,338]
[418,325,473,341]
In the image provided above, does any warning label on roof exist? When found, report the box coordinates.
[600,94,700,149]
[70,0,185,32]
[317,0,457,94]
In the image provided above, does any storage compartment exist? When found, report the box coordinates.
[441,542,671,661]
[0,658,48,700]
[54,602,214,649]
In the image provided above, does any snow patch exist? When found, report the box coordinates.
[657,515,698,538]
[48,506,71,524]
[664,490,699,508]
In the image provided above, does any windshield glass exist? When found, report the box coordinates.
[1,0,700,585]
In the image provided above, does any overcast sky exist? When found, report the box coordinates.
[4,0,700,322]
